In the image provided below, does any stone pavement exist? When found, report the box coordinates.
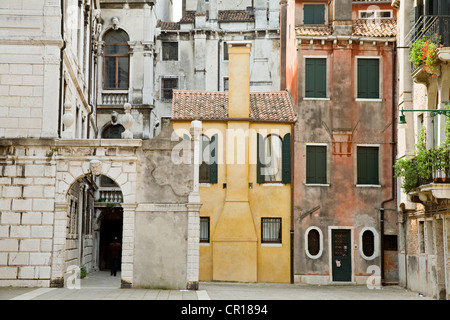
[0,271,434,301]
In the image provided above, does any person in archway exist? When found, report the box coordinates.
[108,236,121,277]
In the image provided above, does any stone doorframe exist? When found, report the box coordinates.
[50,139,140,288]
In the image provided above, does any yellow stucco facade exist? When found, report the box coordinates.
[172,43,293,283]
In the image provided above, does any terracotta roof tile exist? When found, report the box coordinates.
[156,20,180,30]
[296,19,397,38]
[218,10,254,22]
[352,19,397,37]
[296,26,332,37]
[171,90,296,123]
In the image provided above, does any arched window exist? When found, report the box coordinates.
[102,124,125,139]
[103,29,130,89]
[264,135,283,182]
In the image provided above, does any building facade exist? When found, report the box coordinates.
[154,0,282,122]
[0,0,201,290]
[394,0,450,300]
[290,0,399,285]
[171,42,296,283]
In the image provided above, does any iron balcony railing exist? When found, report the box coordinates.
[406,15,450,48]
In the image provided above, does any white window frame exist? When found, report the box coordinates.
[359,227,379,260]
[355,144,381,188]
[305,226,323,259]
[355,56,383,102]
[303,55,330,101]
[358,9,393,20]
[305,143,330,186]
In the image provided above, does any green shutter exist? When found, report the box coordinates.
[209,134,218,183]
[358,59,379,99]
[304,4,325,25]
[357,147,379,184]
[305,58,326,98]
[282,133,291,184]
[257,133,265,184]
[306,146,327,184]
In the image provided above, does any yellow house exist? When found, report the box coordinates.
[171,42,296,283]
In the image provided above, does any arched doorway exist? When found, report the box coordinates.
[94,175,124,274]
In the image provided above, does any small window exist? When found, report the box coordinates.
[359,10,393,19]
[357,58,380,99]
[383,235,398,251]
[357,146,379,185]
[223,77,229,91]
[223,42,229,61]
[261,218,282,244]
[161,77,178,100]
[306,146,327,184]
[303,4,325,25]
[162,42,178,61]
[362,230,375,257]
[305,58,326,98]
[418,221,425,253]
[200,217,210,243]
[307,228,321,257]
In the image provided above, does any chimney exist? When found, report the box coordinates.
[332,0,352,35]
[227,42,252,118]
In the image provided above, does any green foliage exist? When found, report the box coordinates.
[80,266,87,279]
[409,35,439,73]
[394,107,450,193]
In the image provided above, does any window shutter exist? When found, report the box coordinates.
[257,133,265,184]
[306,146,327,184]
[357,59,368,98]
[282,133,291,184]
[306,146,316,184]
[368,59,379,99]
[304,4,325,25]
[317,146,327,184]
[357,147,379,184]
[358,59,379,99]
[306,58,326,98]
[209,134,218,183]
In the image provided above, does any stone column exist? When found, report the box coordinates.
[120,203,137,288]
[50,202,69,287]
[186,120,202,290]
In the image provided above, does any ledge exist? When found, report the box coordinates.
[408,183,450,203]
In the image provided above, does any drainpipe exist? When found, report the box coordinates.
[58,0,66,139]
[380,41,397,285]
[290,122,295,284]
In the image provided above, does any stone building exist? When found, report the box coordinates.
[0,0,200,290]
[154,0,282,122]
[394,0,450,299]
[288,0,399,285]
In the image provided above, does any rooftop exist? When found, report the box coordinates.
[296,19,397,38]
[171,90,297,123]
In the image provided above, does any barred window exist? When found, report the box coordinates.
[261,218,282,244]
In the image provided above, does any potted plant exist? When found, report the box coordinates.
[409,34,440,76]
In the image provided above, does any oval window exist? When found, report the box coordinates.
[362,230,375,257]
[307,229,320,256]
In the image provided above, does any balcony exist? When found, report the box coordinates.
[408,15,450,48]
[101,90,129,106]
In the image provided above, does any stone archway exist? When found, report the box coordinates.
[51,143,139,288]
